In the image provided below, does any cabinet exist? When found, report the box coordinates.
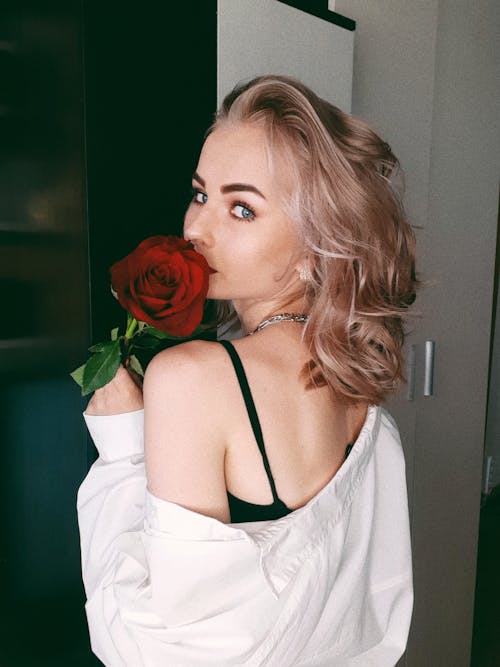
[336,1,500,664]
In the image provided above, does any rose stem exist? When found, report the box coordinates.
[125,315,138,340]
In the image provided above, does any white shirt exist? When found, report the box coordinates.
[77,404,413,666]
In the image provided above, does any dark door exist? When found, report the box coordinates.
[0,1,93,665]
[0,2,216,665]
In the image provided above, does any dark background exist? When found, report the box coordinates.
[0,1,216,664]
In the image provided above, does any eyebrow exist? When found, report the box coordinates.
[192,172,267,200]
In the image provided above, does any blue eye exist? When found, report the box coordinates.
[191,189,207,204]
[232,203,255,220]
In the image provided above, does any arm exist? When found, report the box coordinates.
[77,344,254,666]
[77,405,263,667]
[85,364,144,416]
[77,407,147,666]
[79,365,146,599]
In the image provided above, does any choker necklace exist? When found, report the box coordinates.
[248,312,309,336]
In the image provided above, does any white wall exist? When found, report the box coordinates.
[217,0,353,111]
[336,1,438,230]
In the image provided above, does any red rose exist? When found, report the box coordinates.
[109,235,211,337]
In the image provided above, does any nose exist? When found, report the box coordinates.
[183,202,215,249]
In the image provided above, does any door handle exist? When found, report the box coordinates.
[424,340,435,396]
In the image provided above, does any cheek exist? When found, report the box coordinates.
[232,245,291,286]
[266,233,302,272]
[217,221,301,279]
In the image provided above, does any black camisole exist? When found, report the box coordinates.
[219,340,353,523]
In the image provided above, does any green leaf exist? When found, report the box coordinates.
[141,326,181,340]
[70,364,85,388]
[128,354,144,377]
[130,337,161,351]
[82,340,122,395]
[88,341,107,353]
[110,327,119,341]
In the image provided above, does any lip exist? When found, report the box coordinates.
[187,241,215,272]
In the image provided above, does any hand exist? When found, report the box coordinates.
[85,364,144,416]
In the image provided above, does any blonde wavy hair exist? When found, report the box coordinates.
[212,75,417,405]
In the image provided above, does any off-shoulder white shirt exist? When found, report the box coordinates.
[77,405,413,666]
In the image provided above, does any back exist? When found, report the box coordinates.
[142,326,367,524]
[216,327,368,516]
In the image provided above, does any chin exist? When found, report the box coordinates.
[206,286,222,300]
[206,274,227,301]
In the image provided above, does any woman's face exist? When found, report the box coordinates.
[183,123,304,311]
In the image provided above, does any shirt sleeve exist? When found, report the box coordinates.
[76,410,269,667]
[77,409,148,665]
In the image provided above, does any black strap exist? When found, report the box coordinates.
[218,340,281,503]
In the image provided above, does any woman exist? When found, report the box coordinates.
[78,75,416,665]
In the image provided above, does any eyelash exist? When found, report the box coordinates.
[189,188,256,222]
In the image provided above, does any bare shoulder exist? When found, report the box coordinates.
[145,338,222,372]
[144,339,227,400]
[143,339,236,441]
[143,340,233,521]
